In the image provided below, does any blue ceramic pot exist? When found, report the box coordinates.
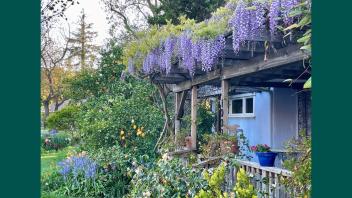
[256,152,277,167]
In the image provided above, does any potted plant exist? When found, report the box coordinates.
[251,144,277,167]
[202,133,238,157]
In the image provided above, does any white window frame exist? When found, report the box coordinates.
[229,93,255,118]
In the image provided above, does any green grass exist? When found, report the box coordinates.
[41,146,75,175]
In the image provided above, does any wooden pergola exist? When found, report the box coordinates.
[149,33,310,150]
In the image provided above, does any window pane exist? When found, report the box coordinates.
[232,99,243,114]
[246,98,253,113]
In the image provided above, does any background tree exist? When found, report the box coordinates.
[41,25,72,122]
[148,0,225,25]
[67,9,99,70]
[41,0,79,24]
[64,40,125,101]
[103,0,225,41]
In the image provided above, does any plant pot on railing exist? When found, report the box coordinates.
[251,144,277,167]
[256,152,277,167]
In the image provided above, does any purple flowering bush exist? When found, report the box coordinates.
[42,145,134,197]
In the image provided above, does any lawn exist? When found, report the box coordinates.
[41,146,75,175]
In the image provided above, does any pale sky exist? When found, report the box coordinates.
[65,0,110,46]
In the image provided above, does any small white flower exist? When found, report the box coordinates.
[135,167,142,175]
[143,191,151,197]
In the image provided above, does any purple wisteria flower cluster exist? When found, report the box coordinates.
[230,0,300,52]
[142,33,226,76]
[58,154,97,181]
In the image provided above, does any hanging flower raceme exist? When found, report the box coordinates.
[142,49,159,74]
[177,31,196,75]
[199,35,226,72]
[269,0,301,36]
[269,0,281,36]
[160,36,176,74]
[229,0,266,53]
[281,0,300,25]
[128,58,135,75]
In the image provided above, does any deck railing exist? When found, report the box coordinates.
[234,160,293,198]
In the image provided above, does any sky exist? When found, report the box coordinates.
[64,0,110,46]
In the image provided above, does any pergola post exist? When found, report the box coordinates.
[221,79,229,134]
[174,92,181,143]
[191,86,197,149]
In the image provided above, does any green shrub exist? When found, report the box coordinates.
[128,158,207,197]
[46,105,80,138]
[77,79,163,156]
[41,132,71,151]
[195,162,228,198]
[283,132,311,197]
[234,168,257,198]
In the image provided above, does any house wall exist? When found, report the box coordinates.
[271,88,298,149]
[228,91,271,160]
[227,88,298,162]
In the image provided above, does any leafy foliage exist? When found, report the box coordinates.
[128,158,207,197]
[42,145,134,197]
[64,42,125,101]
[41,132,71,151]
[195,162,228,198]
[148,0,226,25]
[283,132,311,197]
[77,79,163,155]
[45,105,80,132]
[234,168,257,198]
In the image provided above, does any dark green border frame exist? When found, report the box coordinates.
[0,1,40,197]
[312,0,352,197]
[1,0,352,197]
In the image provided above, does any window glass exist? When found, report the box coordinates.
[246,98,253,113]
[232,99,243,114]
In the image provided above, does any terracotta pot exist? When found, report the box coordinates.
[221,140,239,154]
[185,136,193,150]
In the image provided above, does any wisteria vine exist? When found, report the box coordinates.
[136,0,302,76]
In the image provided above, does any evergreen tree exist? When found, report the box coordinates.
[68,9,99,69]
[148,0,225,25]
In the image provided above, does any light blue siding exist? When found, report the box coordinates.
[227,88,298,162]
[228,91,271,161]
[271,88,298,149]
